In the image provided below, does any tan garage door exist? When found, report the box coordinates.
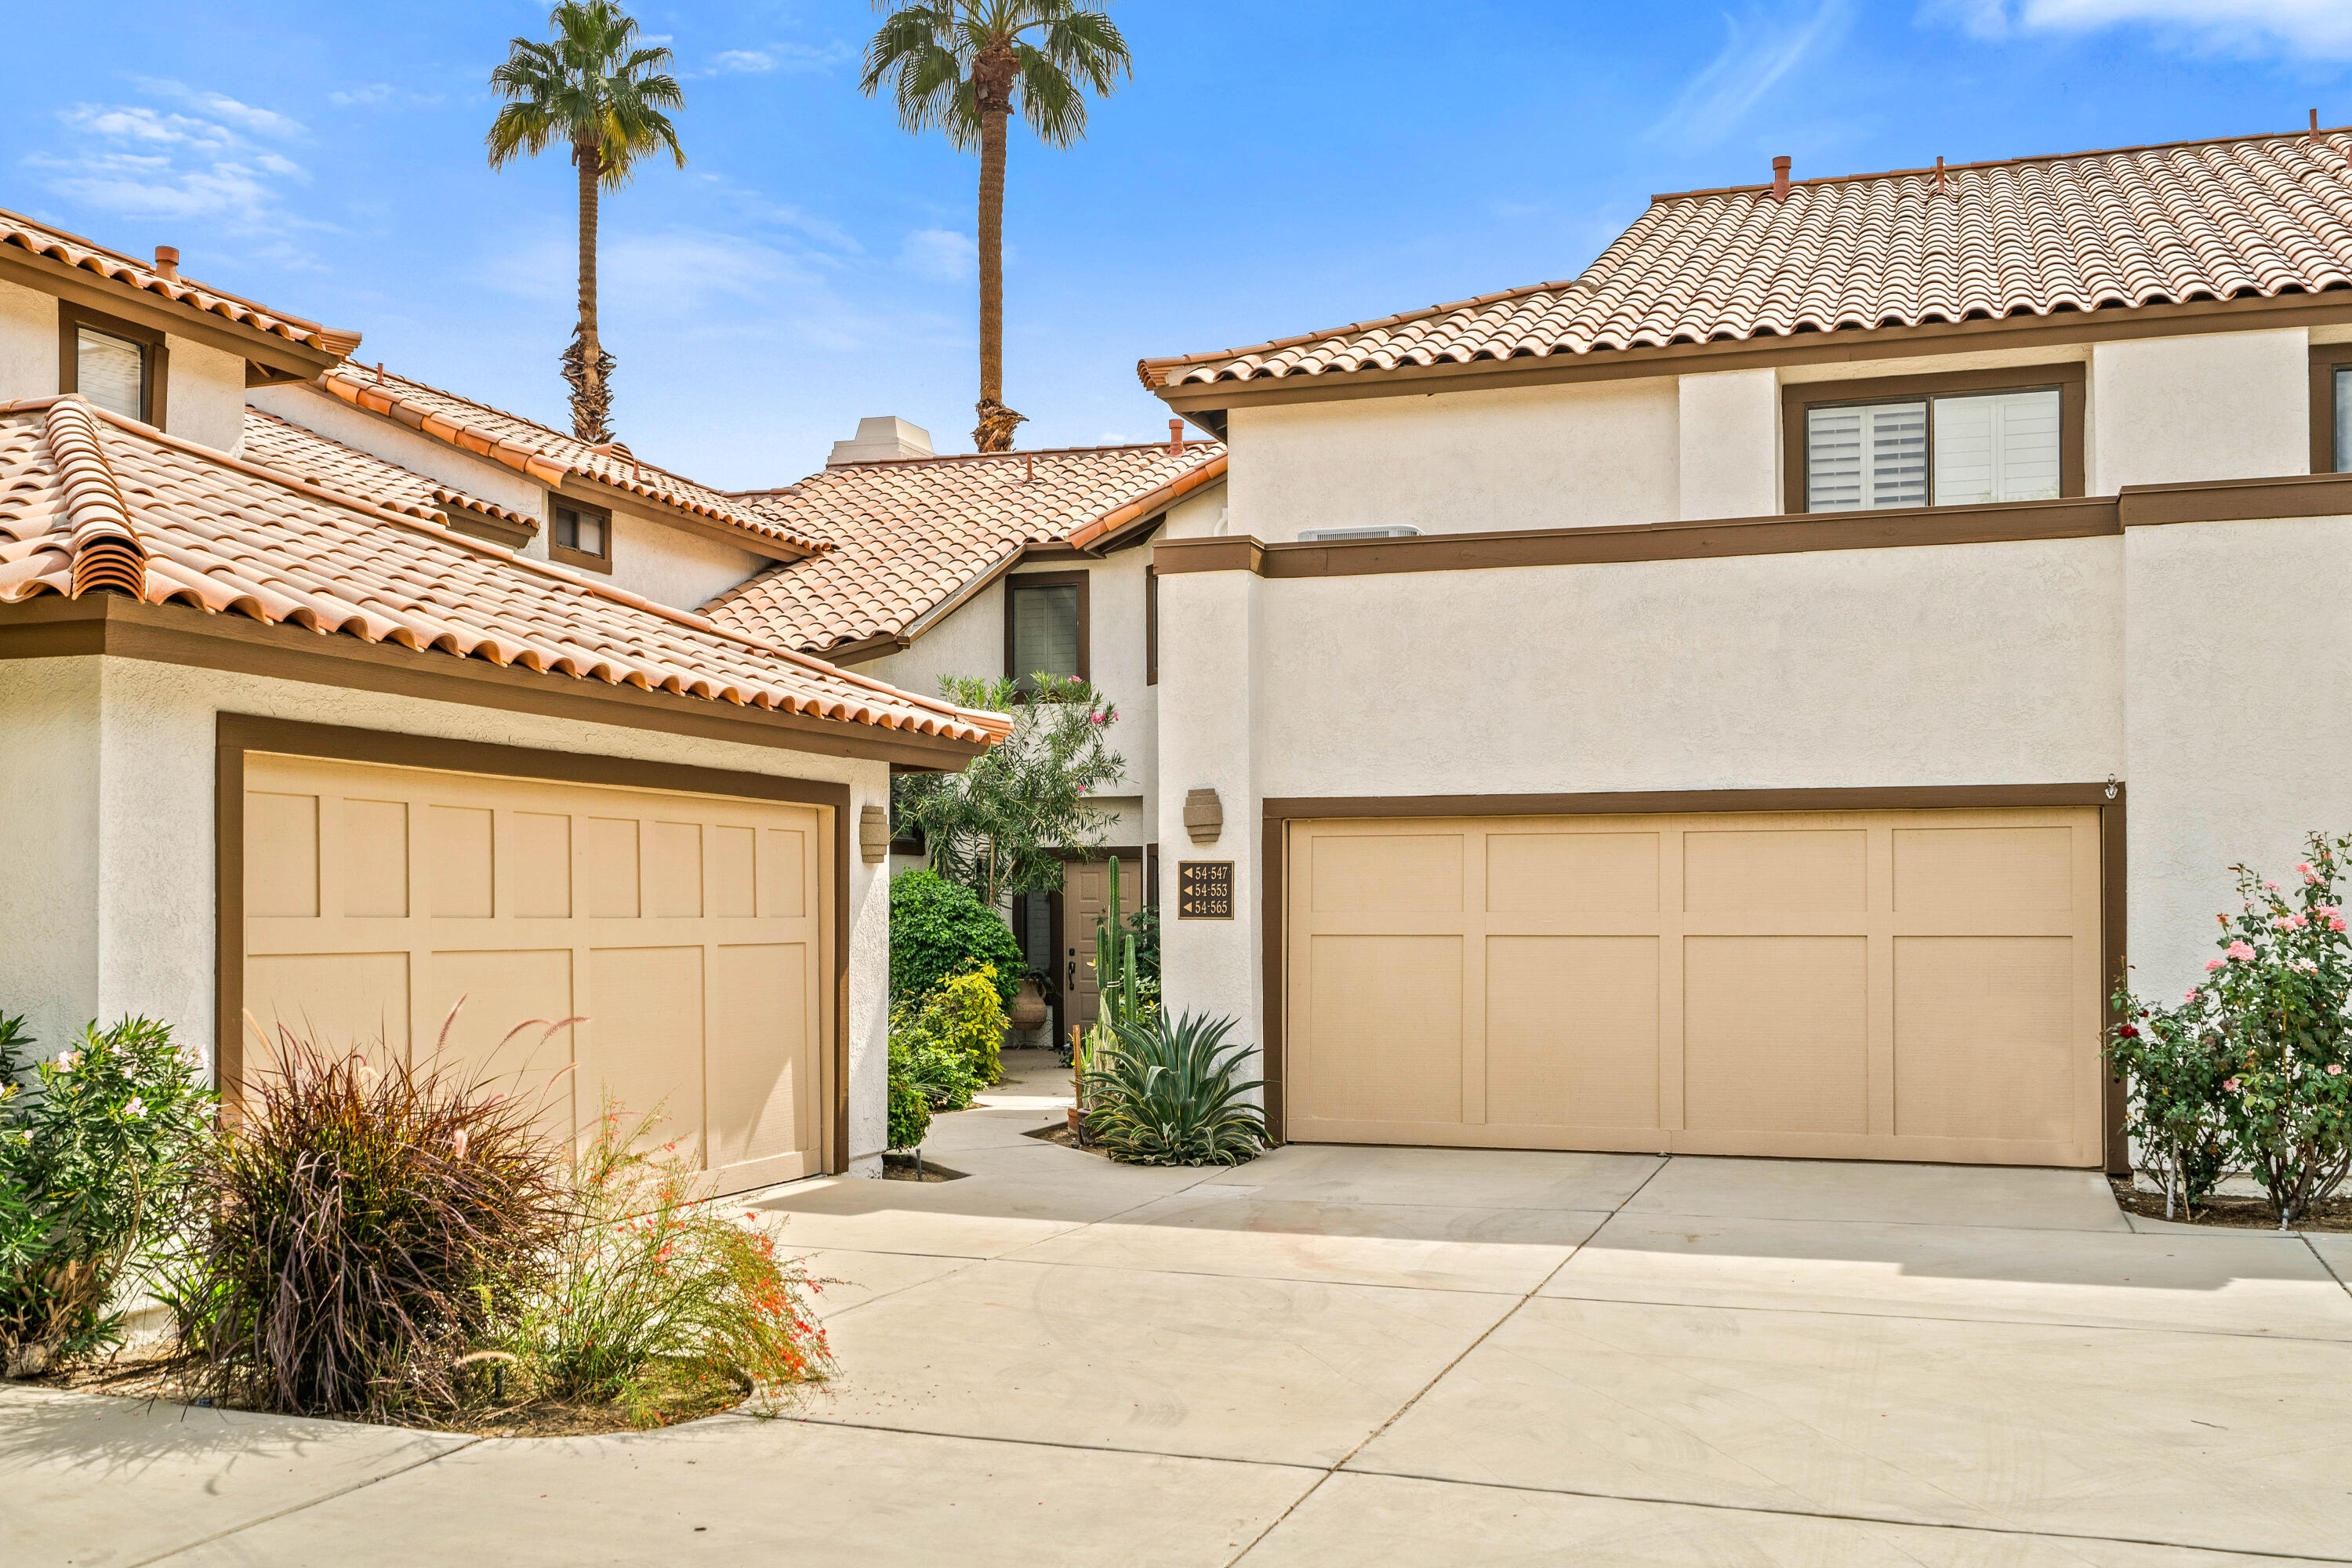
[242,753,831,1192]
[1285,808,2106,1167]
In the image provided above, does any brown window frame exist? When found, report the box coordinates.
[548,496,614,575]
[1004,569,1091,695]
[2308,344,2352,474]
[58,303,169,429]
[1145,564,1159,687]
[1781,362,2086,515]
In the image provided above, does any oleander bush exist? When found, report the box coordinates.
[506,1101,832,1425]
[1083,1011,1268,1167]
[2111,831,2352,1225]
[0,1015,212,1375]
[165,1025,567,1417]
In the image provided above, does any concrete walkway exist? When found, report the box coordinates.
[10,1051,2352,1566]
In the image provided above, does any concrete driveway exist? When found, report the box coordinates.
[10,1054,2352,1566]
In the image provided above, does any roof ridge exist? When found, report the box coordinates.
[1138,285,1586,378]
[1647,122,2352,203]
[734,438,1228,489]
[324,364,710,491]
[42,397,148,598]
[0,205,328,332]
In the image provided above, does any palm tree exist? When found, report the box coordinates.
[862,2,1130,452]
[487,2,685,445]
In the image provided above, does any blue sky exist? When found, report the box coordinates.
[11,1,2352,486]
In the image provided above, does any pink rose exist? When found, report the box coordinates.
[2267,880,2282,892]
[2319,905,2341,920]
[2185,988,2201,1002]
[2224,1077,2241,1092]
[2205,960,2225,972]
[2299,862,2318,882]
[2227,941,2256,961]
[2330,1065,2346,1077]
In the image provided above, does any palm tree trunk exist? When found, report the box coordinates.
[564,143,615,443]
[971,55,1023,454]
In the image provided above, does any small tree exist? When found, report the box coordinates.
[892,673,1123,911]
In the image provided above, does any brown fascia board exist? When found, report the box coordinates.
[0,593,989,772]
[438,503,538,551]
[548,477,812,564]
[1150,288,2352,419]
[0,248,346,383]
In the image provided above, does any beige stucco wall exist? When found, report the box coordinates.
[165,336,247,456]
[0,278,53,405]
[612,510,764,612]
[1160,477,1228,539]
[2122,513,2352,1001]
[0,655,898,1172]
[2090,328,2309,490]
[1226,378,1679,539]
[1678,368,1777,519]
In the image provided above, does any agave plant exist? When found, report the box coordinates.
[1082,1011,1267,1167]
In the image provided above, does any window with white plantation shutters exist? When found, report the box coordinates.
[75,328,145,421]
[2336,368,2352,472]
[1933,389,2060,504]
[1010,582,1081,691]
[1806,401,1926,510]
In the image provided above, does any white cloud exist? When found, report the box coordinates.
[1649,1,1852,151]
[1932,0,2352,56]
[35,88,311,226]
[712,49,776,73]
[690,40,855,78]
[899,227,977,281]
[329,83,397,107]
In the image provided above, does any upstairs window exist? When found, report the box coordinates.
[1005,571,1088,693]
[550,501,611,572]
[59,306,165,426]
[2314,347,2352,474]
[1788,368,2082,514]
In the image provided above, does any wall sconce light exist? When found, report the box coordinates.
[858,805,891,863]
[1183,788,1223,845]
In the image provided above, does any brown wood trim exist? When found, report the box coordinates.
[556,479,808,567]
[1003,568,1091,688]
[213,714,857,1173]
[0,595,989,771]
[1259,782,2129,1170]
[2118,470,2352,527]
[1145,565,1159,686]
[59,300,169,429]
[1149,536,1265,575]
[2311,343,2352,474]
[1780,362,2087,514]
[816,631,913,666]
[441,505,536,551]
[1156,288,2352,419]
[0,248,341,383]
[1156,499,2118,580]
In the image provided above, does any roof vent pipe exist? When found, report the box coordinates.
[1168,419,1185,457]
[1771,156,1791,201]
[153,245,179,280]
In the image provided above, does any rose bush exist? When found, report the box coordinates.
[2111,832,2352,1225]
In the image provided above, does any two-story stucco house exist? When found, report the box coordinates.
[0,210,1007,1189]
[1116,125,2352,1175]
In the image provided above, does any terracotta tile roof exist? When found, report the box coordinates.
[0,396,1007,746]
[318,366,823,556]
[703,441,1227,654]
[241,408,535,532]
[1,207,359,357]
[1142,126,2352,389]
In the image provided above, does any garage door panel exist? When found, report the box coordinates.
[1895,937,2077,1144]
[1894,827,2074,913]
[1312,834,1463,914]
[1485,935,1658,1129]
[245,950,409,1058]
[1683,829,1866,913]
[1684,935,1870,1137]
[245,753,832,1193]
[426,949,576,1140]
[1304,935,1461,1124]
[1486,833,1658,915]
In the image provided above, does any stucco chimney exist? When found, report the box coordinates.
[153,245,180,279]
[1771,156,1791,201]
[827,416,934,466]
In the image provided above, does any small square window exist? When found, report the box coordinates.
[550,503,611,568]
[1004,572,1088,693]
[75,328,147,421]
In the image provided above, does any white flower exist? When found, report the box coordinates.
[55,1051,79,1073]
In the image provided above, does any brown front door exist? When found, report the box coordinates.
[1064,855,1142,1033]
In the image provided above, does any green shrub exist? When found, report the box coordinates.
[889,870,1023,1007]
[2107,987,2237,1218]
[166,1025,567,1417]
[507,1101,832,1425]
[1083,1011,1268,1167]
[886,1041,937,1152]
[1,1014,212,1374]
[885,966,1001,1150]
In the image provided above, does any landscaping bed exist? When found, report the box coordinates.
[2108,1178,2352,1232]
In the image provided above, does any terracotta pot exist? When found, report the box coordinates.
[1066,1105,1085,1138]
[1007,977,1050,1032]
